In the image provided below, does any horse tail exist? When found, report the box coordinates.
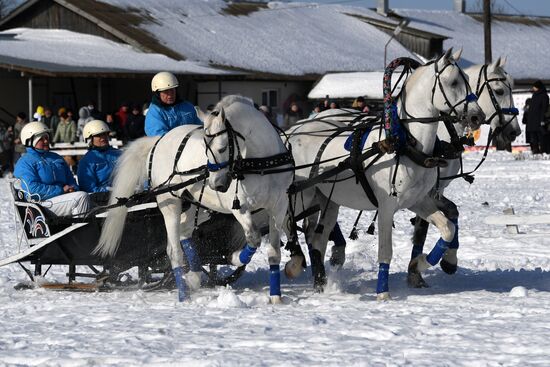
[94,136,160,257]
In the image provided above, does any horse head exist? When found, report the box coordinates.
[430,48,485,130]
[204,106,232,193]
[466,56,521,145]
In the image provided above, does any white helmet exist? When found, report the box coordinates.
[151,71,179,92]
[21,121,50,147]
[83,120,110,143]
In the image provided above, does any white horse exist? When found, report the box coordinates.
[284,49,485,300]
[407,56,521,286]
[94,95,293,302]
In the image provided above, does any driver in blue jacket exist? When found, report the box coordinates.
[144,71,202,136]
[77,120,122,194]
[14,121,91,217]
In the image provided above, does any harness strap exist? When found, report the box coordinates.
[173,127,203,173]
[147,135,165,187]
[350,126,379,207]
[288,143,383,195]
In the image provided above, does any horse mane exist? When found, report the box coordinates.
[216,95,254,110]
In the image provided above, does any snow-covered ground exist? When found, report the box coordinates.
[1,151,550,366]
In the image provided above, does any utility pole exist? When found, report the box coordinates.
[483,0,492,63]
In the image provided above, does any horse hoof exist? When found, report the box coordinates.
[185,271,202,291]
[440,259,457,275]
[329,246,346,268]
[284,256,304,279]
[407,271,429,288]
[269,295,283,304]
[376,292,391,301]
[230,250,244,267]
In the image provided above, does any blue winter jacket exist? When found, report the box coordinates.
[77,147,122,193]
[145,95,202,136]
[14,148,78,200]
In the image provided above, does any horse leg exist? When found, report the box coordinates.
[284,189,316,278]
[328,222,347,268]
[437,196,460,275]
[376,204,396,301]
[309,197,339,292]
[157,194,189,302]
[179,206,211,291]
[407,194,460,287]
[230,211,261,267]
[408,200,455,282]
[265,197,288,304]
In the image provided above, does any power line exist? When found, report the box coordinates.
[499,0,526,16]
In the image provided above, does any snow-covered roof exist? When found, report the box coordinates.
[394,9,550,81]
[92,0,415,76]
[0,28,236,76]
[308,71,403,100]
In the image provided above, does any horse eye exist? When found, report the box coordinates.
[218,146,227,154]
[451,80,459,87]
[495,89,504,96]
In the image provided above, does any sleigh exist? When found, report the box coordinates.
[1,179,248,291]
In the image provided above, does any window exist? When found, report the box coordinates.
[262,89,278,108]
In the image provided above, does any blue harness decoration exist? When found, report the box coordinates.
[344,126,372,152]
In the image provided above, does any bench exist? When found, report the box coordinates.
[484,207,550,235]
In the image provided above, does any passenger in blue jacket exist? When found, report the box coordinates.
[77,120,122,194]
[14,122,91,217]
[144,71,202,136]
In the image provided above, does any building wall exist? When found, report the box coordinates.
[197,80,314,124]
[1,1,121,43]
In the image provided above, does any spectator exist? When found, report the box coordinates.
[352,97,370,114]
[125,104,146,141]
[42,107,60,134]
[0,124,14,173]
[144,72,202,136]
[329,101,340,109]
[526,80,549,154]
[13,122,91,217]
[105,113,121,138]
[282,102,302,130]
[77,120,122,194]
[309,104,321,119]
[76,106,94,142]
[115,102,130,138]
[33,105,44,122]
[87,100,104,120]
[13,112,28,165]
[53,112,77,143]
[259,105,277,126]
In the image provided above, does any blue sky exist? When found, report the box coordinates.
[295,0,550,17]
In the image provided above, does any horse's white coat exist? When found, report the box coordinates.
[95,95,293,299]
[286,50,485,297]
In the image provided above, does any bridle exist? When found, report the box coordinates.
[475,64,519,134]
[430,58,478,118]
[204,112,245,179]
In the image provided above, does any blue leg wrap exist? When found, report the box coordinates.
[269,265,281,296]
[427,238,450,266]
[376,263,390,294]
[180,239,202,272]
[411,244,423,260]
[239,244,257,265]
[328,222,346,247]
[172,266,188,302]
[449,218,459,249]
